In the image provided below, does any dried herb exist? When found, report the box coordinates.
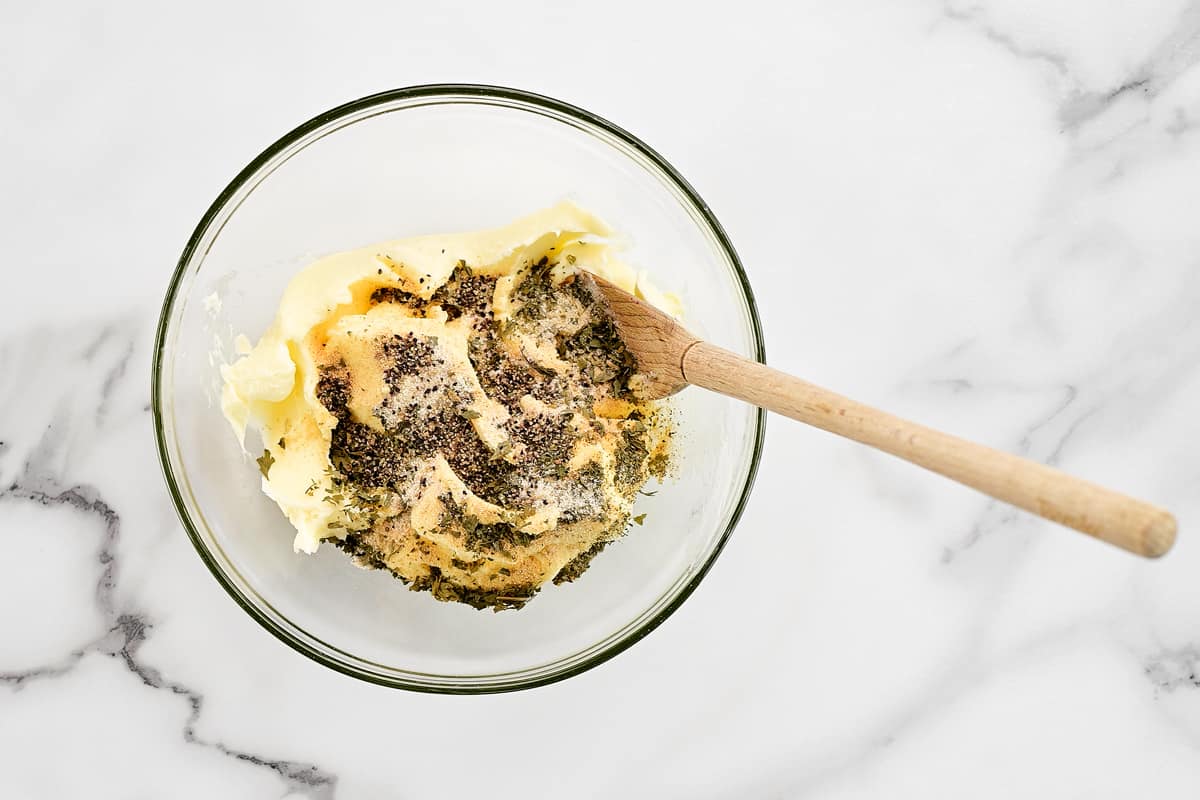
[614,428,650,490]
[409,567,539,611]
[553,541,608,584]
[557,312,638,397]
[256,449,275,478]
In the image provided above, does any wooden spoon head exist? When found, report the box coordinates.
[575,271,698,401]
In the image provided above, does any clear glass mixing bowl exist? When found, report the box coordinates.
[153,85,764,693]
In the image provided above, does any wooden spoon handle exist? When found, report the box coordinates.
[682,341,1176,558]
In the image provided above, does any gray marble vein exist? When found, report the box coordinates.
[0,348,338,797]
[946,0,1200,132]
[1064,1,1200,127]
[938,384,1091,560]
[1146,647,1200,694]
[942,5,1073,81]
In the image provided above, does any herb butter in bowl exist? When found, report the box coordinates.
[154,85,763,692]
[221,202,678,611]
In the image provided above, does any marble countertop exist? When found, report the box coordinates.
[5,1,1200,796]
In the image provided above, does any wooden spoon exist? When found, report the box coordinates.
[582,272,1177,558]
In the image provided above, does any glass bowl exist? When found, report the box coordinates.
[153,85,764,693]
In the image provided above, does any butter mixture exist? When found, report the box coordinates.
[221,203,678,610]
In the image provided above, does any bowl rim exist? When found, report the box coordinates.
[152,83,766,693]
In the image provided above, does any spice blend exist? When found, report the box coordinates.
[222,204,677,611]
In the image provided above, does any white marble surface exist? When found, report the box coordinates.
[5,0,1200,796]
